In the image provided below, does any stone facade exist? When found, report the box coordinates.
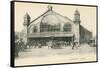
[22,5,92,44]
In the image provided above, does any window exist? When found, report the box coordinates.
[63,23,72,32]
[40,23,48,32]
[40,22,60,32]
[33,26,37,32]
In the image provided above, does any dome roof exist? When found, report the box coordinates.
[41,14,60,25]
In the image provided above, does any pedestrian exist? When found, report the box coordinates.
[72,40,78,50]
[48,40,54,49]
[15,39,20,57]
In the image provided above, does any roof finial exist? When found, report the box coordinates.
[47,5,53,11]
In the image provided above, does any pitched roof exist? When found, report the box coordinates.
[28,7,73,29]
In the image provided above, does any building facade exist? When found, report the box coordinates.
[22,5,92,45]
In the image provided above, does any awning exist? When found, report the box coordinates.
[28,32,74,38]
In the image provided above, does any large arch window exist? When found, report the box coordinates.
[40,22,60,32]
[63,23,72,32]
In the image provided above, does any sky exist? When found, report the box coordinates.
[14,2,97,36]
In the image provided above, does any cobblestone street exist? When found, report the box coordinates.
[15,44,96,66]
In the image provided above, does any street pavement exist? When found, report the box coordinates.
[15,43,97,66]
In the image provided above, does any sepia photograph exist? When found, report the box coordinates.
[11,1,98,67]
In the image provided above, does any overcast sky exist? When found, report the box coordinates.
[14,2,97,36]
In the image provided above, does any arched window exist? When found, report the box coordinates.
[63,23,72,32]
[40,23,49,32]
[33,26,37,32]
[40,22,60,32]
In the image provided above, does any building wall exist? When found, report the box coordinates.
[22,9,92,44]
[80,25,92,43]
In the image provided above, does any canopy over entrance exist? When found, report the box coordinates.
[28,32,74,38]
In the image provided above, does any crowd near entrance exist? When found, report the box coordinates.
[15,35,79,58]
[28,37,73,48]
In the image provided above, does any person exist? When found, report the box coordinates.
[15,39,20,57]
[72,40,78,50]
[47,40,53,49]
[18,38,24,51]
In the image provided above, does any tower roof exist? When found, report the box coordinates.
[24,12,30,18]
[74,9,80,15]
[23,12,31,26]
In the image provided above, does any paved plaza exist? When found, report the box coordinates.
[15,44,96,66]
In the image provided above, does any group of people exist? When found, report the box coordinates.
[47,40,79,49]
[15,38,79,57]
[15,39,26,57]
[26,39,79,49]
